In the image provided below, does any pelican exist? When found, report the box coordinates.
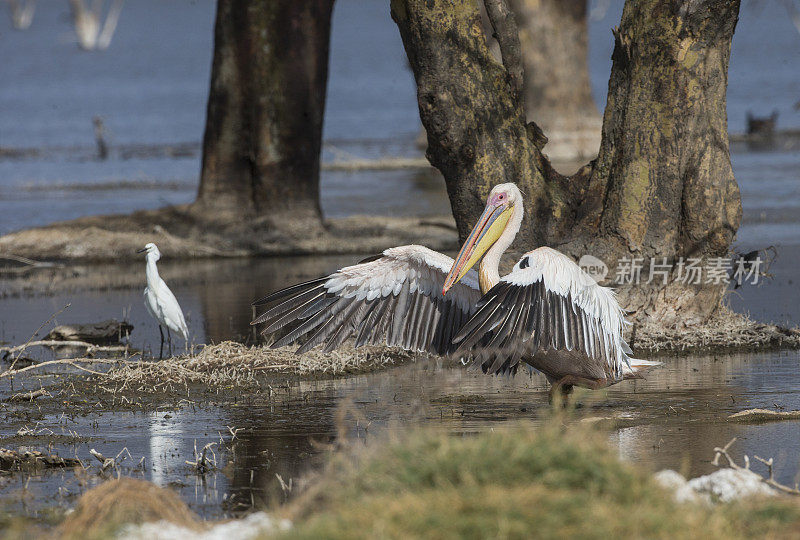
[138,243,189,359]
[252,183,658,402]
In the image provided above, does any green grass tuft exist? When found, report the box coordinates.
[277,421,800,539]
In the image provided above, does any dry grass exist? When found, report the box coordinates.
[62,311,800,397]
[98,341,415,393]
[633,306,800,355]
[57,478,201,540]
[95,309,798,394]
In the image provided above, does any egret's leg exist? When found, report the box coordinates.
[167,327,173,356]
[158,325,165,360]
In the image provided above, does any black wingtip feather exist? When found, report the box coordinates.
[252,276,328,306]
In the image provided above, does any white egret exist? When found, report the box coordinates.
[252,183,659,403]
[69,0,124,51]
[138,243,189,359]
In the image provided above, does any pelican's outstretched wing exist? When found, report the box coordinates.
[452,247,633,380]
[252,245,481,355]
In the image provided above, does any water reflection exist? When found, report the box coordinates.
[149,410,188,486]
[212,351,800,513]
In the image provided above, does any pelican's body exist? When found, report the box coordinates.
[139,243,189,358]
[252,183,658,401]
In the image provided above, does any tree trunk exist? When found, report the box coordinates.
[507,0,601,162]
[193,0,334,226]
[392,0,742,325]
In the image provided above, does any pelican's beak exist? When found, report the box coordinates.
[136,248,147,254]
[443,201,512,295]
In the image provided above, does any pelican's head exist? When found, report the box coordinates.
[137,242,161,260]
[443,183,522,295]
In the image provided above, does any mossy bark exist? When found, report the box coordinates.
[392,0,742,325]
[193,0,334,225]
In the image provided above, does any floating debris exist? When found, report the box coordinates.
[45,319,133,344]
[0,447,81,471]
[2,388,50,402]
[727,409,800,423]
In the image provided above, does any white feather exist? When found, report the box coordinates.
[323,245,481,315]
[504,247,631,379]
[142,245,189,342]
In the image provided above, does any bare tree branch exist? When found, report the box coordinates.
[0,357,135,380]
[3,304,71,375]
[0,340,130,356]
[713,437,800,496]
[483,0,525,105]
[3,388,50,402]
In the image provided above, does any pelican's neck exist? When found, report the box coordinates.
[478,202,524,294]
[145,254,160,287]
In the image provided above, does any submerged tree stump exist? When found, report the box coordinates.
[0,448,81,471]
[46,319,133,344]
[509,0,602,161]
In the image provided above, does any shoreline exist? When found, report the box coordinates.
[0,208,460,263]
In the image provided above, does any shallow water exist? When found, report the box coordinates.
[1,0,800,233]
[2,350,800,519]
[1,0,800,523]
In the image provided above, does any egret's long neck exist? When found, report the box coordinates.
[478,202,524,294]
[145,255,160,286]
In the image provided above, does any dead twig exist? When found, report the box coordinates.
[275,473,293,496]
[89,447,134,477]
[98,342,410,393]
[0,254,62,274]
[185,441,217,474]
[0,447,80,470]
[4,388,50,402]
[0,357,136,380]
[322,157,431,172]
[712,437,800,496]
[3,304,70,375]
[0,340,129,357]
[89,449,115,471]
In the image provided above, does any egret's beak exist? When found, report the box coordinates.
[443,201,512,295]
[136,248,147,254]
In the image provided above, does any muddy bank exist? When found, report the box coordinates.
[0,205,459,262]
